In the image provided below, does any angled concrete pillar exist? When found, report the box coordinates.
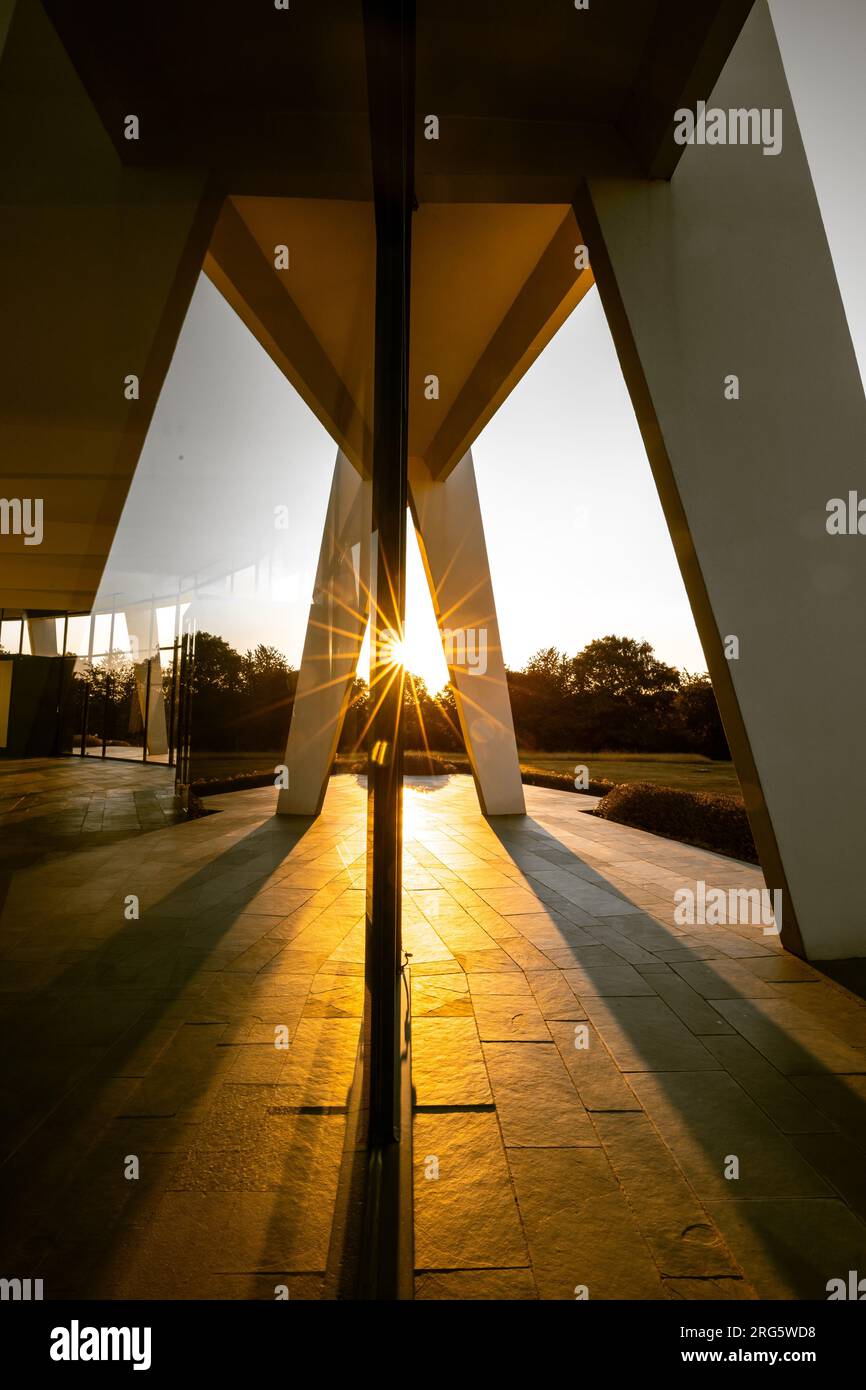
[26,617,58,656]
[579,0,866,959]
[125,605,168,758]
[277,449,371,815]
[410,451,524,816]
[280,446,524,820]
[0,0,218,618]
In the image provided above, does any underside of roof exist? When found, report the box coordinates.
[0,0,755,612]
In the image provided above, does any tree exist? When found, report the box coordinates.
[236,644,296,750]
[339,676,370,752]
[569,636,680,698]
[508,650,577,749]
[675,672,730,759]
[524,646,571,690]
[190,632,243,695]
[180,627,730,768]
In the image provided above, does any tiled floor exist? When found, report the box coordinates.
[1,762,865,1300]
[407,778,866,1301]
[0,763,365,1299]
[0,757,185,866]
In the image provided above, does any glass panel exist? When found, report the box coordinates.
[63,615,92,656]
[1,0,385,1303]
[0,619,22,654]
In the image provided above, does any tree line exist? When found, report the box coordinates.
[182,631,729,760]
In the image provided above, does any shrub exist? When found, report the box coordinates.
[402,751,458,775]
[348,750,458,776]
[595,781,757,863]
[518,765,613,796]
[191,770,277,797]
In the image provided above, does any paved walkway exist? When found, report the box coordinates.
[0,762,365,1298]
[1,762,865,1299]
[407,779,866,1300]
[0,756,184,856]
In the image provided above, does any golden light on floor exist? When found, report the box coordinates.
[401,773,450,835]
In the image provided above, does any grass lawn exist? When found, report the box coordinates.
[519,750,741,795]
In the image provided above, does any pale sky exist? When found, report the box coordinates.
[99,0,866,693]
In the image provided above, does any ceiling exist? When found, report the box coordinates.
[0,0,755,613]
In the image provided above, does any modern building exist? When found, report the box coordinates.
[2,0,865,1298]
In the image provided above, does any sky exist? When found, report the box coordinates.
[98,0,866,694]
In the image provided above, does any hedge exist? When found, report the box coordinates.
[595,781,757,863]
[348,750,459,776]
[345,755,610,792]
[517,765,614,797]
[191,770,277,797]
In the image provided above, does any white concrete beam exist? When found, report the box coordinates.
[410,450,525,816]
[26,617,58,656]
[580,0,866,958]
[277,449,371,816]
[125,606,168,758]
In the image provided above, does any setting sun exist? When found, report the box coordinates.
[357,525,451,694]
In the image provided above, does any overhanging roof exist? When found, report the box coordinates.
[0,0,756,612]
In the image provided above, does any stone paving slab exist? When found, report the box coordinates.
[415,1269,538,1299]
[628,1071,833,1201]
[0,763,365,1299]
[508,1147,668,1299]
[579,995,721,1071]
[592,1112,740,1278]
[482,1041,596,1146]
[4,764,866,1301]
[412,1017,493,1106]
[706,1199,866,1300]
[471,993,551,1041]
[713,996,866,1075]
[791,1073,866,1150]
[413,1111,528,1271]
[549,1018,643,1112]
[701,1034,837,1135]
[405,776,866,1301]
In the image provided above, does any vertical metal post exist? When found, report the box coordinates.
[175,635,188,790]
[332,0,417,1305]
[183,629,196,785]
[53,613,69,754]
[175,625,196,793]
[167,638,179,767]
[364,0,414,1152]
[80,682,89,757]
[101,671,110,759]
[142,655,152,763]
[102,601,117,759]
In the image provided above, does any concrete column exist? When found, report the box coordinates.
[410,450,524,816]
[277,449,371,815]
[579,0,866,959]
[26,616,58,656]
[125,605,168,758]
